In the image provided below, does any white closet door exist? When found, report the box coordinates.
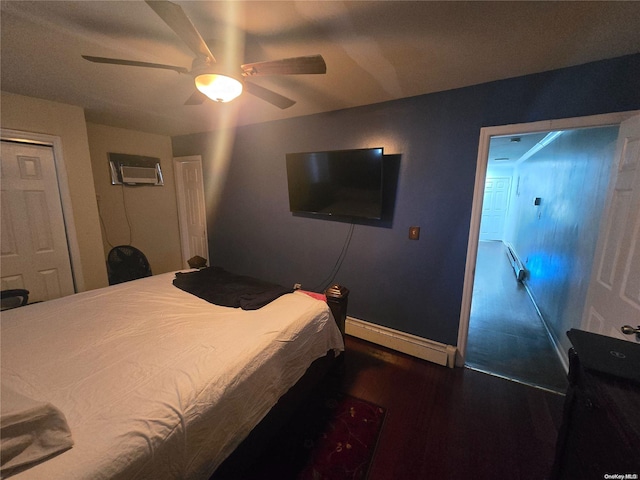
[1,141,75,302]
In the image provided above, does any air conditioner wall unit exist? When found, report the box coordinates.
[108,153,164,186]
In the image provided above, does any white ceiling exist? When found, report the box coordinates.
[2,1,640,137]
[488,132,548,166]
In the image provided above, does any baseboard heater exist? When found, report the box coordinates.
[345,316,457,368]
[505,242,526,282]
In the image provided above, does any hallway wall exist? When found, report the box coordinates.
[504,126,619,353]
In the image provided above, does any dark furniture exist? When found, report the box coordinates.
[107,245,152,285]
[325,283,349,336]
[0,289,29,310]
[551,329,640,479]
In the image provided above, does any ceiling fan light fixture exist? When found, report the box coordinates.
[195,73,243,103]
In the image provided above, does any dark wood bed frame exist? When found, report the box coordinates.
[211,284,349,479]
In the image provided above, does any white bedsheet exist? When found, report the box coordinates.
[0,272,344,479]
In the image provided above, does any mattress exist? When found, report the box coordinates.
[0,272,344,479]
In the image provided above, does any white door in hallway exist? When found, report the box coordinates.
[582,114,640,340]
[1,141,75,302]
[479,176,511,241]
[174,155,209,268]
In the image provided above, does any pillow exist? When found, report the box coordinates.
[1,385,73,476]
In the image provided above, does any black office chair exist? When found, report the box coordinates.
[107,245,152,285]
[1,289,30,310]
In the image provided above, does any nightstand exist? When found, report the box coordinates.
[550,329,640,479]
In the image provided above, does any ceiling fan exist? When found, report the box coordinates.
[82,0,326,109]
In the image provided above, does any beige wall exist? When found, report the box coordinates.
[86,123,182,275]
[0,92,108,291]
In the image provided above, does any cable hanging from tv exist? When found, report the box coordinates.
[312,222,355,292]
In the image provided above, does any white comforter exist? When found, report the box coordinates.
[1,272,344,479]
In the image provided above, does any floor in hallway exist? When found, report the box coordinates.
[466,240,569,394]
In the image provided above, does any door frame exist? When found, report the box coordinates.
[173,155,209,269]
[1,128,83,291]
[455,110,640,367]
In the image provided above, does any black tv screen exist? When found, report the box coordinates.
[286,148,384,220]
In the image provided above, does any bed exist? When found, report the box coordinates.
[0,270,346,479]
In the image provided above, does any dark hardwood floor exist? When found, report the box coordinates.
[341,335,566,480]
[466,240,569,394]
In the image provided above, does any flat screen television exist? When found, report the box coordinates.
[286,148,384,220]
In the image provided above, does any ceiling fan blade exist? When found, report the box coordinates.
[184,90,207,105]
[82,55,189,74]
[241,55,326,77]
[145,0,216,62]
[244,82,296,109]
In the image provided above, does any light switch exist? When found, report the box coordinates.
[409,226,420,240]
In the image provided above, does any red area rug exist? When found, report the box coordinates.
[242,393,386,480]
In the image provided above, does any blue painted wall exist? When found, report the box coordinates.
[172,54,640,346]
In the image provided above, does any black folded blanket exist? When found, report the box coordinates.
[173,266,293,310]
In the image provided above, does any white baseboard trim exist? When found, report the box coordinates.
[521,282,570,374]
[345,316,457,368]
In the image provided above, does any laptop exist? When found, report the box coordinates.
[567,328,640,384]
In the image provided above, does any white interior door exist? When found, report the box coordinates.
[174,155,209,268]
[1,141,75,302]
[479,176,511,241]
[582,114,640,341]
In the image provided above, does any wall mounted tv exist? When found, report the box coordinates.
[286,148,385,220]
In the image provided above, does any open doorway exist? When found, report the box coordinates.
[465,129,616,393]
[458,114,634,393]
